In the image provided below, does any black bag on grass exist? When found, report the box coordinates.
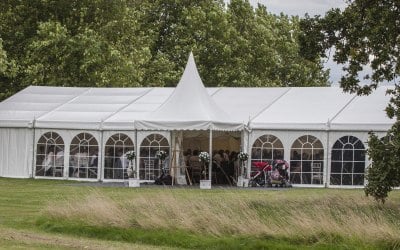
[155,174,172,185]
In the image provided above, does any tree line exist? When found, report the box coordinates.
[0,0,329,101]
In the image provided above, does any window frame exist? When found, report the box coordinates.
[251,134,284,176]
[35,132,65,178]
[139,133,170,181]
[104,133,134,180]
[290,135,324,185]
[330,135,366,186]
[69,132,99,179]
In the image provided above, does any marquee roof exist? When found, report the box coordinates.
[0,84,393,132]
[0,53,394,132]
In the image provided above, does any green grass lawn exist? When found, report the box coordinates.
[0,178,399,249]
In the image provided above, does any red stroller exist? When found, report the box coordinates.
[249,161,272,187]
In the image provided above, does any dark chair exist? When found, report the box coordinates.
[190,160,202,184]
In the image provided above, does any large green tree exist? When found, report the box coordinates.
[0,0,329,101]
[142,0,328,87]
[0,38,17,100]
[226,1,328,87]
[300,0,400,202]
[0,0,152,95]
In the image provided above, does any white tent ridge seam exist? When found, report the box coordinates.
[35,88,91,121]
[249,87,292,123]
[100,87,155,129]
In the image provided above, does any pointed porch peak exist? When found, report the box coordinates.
[175,51,207,92]
[134,52,243,131]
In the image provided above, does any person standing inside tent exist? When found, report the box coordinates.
[73,147,89,178]
[42,146,55,176]
[89,149,98,178]
[114,150,129,179]
[54,147,64,176]
[184,149,192,167]
[89,150,98,167]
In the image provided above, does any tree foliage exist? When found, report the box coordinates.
[0,0,328,100]
[299,0,400,202]
[365,85,400,203]
[300,0,399,95]
[0,38,18,100]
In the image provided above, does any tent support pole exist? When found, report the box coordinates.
[208,129,212,182]
[170,131,175,186]
[31,119,36,178]
[99,130,104,181]
[324,131,330,188]
[246,129,250,179]
[135,130,139,180]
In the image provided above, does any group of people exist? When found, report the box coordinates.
[38,146,64,177]
[69,148,98,178]
[39,145,243,183]
[104,149,133,179]
[183,149,240,185]
[38,146,99,178]
[212,149,241,184]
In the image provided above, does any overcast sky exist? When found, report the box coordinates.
[248,0,347,17]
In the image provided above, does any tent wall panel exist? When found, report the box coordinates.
[34,129,101,179]
[0,128,33,178]
[101,130,136,181]
[327,131,387,187]
[249,129,327,186]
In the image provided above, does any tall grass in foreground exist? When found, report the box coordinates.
[45,189,400,246]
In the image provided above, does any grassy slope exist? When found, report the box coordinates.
[0,178,399,249]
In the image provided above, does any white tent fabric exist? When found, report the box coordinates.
[329,87,393,131]
[0,86,87,128]
[102,88,174,130]
[211,87,290,124]
[134,52,244,131]
[249,87,357,130]
[35,88,151,130]
[0,86,394,132]
[0,128,33,178]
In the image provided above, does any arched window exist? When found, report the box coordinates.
[290,135,324,185]
[251,134,284,176]
[69,132,98,179]
[331,136,366,185]
[104,133,134,180]
[139,134,169,181]
[36,132,64,177]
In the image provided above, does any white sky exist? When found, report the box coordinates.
[248,0,347,17]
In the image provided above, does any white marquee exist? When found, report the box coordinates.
[0,53,394,187]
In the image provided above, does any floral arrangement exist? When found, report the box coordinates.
[238,152,249,162]
[126,151,136,161]
[199,151,210,163]
[156,150,168,161]
[126,150,136,178]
